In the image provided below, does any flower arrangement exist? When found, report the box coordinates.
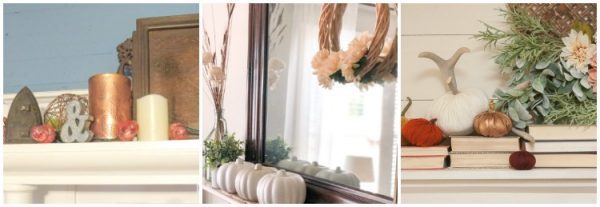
[203,133,244,169]
[477,7,596,127]
[312,3,397,89]
[312,32,396,89]
[202,3,235,140]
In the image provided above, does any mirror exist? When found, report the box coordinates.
[263,3,398,198]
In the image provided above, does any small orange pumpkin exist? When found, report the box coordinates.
[473,100,512,137]
[400,97,413,146]
[402,118,444,147]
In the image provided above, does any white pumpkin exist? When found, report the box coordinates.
[419,47,488,135]
[298,161,328,176]
[210,167,219,189]
[315,166,360,188]
[216,158,252,193]
[430,88,487,135]
[276,156,309,170]
[235,164,276,202]
[257,170,306,204]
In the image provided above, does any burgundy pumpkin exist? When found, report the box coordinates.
[401,118,444,147]
[509,151,536,170]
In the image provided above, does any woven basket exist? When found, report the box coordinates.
[317,3,397,83]
[43,94,88,128]
[509,3,596,37]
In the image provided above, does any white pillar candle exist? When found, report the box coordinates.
[136,94,169,141]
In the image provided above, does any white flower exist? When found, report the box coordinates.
[203,52,214,65]
[339,32,372,81]
[312,50,341,87]
[561,29,596,73]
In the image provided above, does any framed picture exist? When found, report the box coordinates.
[132,13,199,128]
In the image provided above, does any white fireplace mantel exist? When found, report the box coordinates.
[3,139,200,203]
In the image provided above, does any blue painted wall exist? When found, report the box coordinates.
[3,4,199,93]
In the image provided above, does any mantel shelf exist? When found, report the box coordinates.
[4,139,200,185]
[202,182,256,204]
[402,168,597,180]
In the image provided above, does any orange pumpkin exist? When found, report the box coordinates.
[400,97,413,146]
[402,118,444,147]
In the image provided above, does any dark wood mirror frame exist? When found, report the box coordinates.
[244,4,395,204]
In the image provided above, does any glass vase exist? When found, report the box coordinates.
[203,109,228,182]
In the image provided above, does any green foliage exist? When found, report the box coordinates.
[477,7,596,127]
[264,136,292,165]
[476,8,562,71]
[203,133,244,169]
[545,94,597,125]
[47,117,63,131]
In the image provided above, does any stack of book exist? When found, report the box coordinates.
[449,136,520,168]
[525,125,597,168]
[401,146,449,170]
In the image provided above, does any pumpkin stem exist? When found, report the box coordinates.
[430,118,438,124]
[488,100,496,111]
[418,47,469,95]
[401,97,412,116]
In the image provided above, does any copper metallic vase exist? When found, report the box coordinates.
[88,73,132,140]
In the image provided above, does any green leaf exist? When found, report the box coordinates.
[507,88,524,97]
[542,94,550,108]
[558,81,576,94]
[580,78,591,89]
[572,82,584,98]
[569,68,585,79]
[535,59,551,69]
[564,73,573,81]
[508,106,519,121]
[541,69,555,77]
[535,105,549,116]
[514,100,533,120]
[532,76,546,93]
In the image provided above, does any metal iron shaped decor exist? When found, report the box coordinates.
[5,86,43,144]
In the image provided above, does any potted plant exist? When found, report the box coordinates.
[203,133,244,188]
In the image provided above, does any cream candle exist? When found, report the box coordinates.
[136,94,169,141]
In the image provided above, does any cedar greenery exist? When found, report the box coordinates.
[545,94,596,125]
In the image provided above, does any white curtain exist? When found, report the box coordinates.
[282,4,359,163]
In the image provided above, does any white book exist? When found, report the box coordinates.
[528,125,596,141]
[450,152,511,168]
[524,141,597,153]
[534,154,596,168]
[401,156,447,170]
[401,146,449,156]
[451,136,520,152]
